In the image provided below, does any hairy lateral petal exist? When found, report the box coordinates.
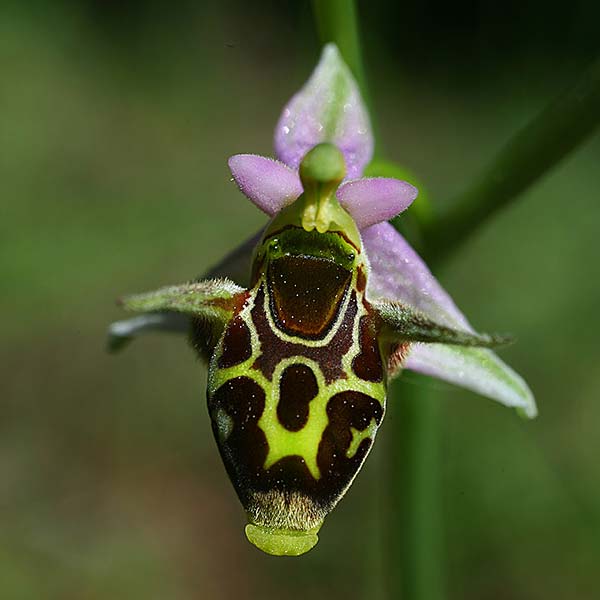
[405,345,537,418]
[228,154,302,216]
[336,178,418,229]
[362,222,537,417]
[274,44,373,179]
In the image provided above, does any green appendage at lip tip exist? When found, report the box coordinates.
[245,524,321,557]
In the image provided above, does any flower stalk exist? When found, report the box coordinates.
[388,378,444,600]
[311,0,369,107]
[422,56,600,264]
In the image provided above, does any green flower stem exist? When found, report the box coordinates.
[387,377,444,600]
[422,57,600,264]
[311,0,368,100]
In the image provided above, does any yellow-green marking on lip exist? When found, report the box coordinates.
[245,524,321,556]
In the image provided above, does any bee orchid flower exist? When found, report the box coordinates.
[108,44,536,557]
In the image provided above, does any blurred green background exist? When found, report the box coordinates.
[2,1,599,598]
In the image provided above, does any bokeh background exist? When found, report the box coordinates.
[2,1,600,598]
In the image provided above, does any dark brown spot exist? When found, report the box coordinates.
[208,377,268,504]
[268,256,351,340]
[317,391,383,497]
[218,316,252,369]
[251,285,357,383]
[352,314,384,382]
[209,378,318,509]
[265,455,314,487]
[277,364,319,431]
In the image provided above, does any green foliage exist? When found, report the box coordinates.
[2,2,600,599]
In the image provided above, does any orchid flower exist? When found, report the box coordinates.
[108,43,536,557]
[227,45,535,419]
